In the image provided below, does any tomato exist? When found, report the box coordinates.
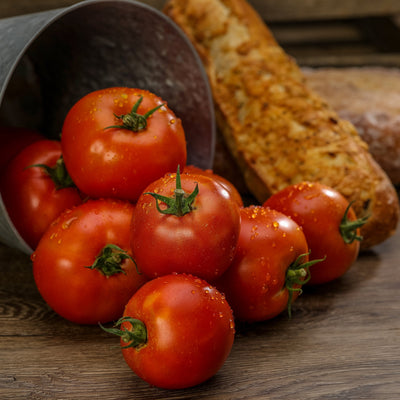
[32,199,148,324]
[130,168,241,282]
[61,87,187,202]
[215,206,314,322]
[0,139,82,249]
[101,273,235,389]
[263,182,367,285]
[183,164,244,207]
[0,126,43,172]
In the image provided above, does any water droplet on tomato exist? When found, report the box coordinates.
[61,216,78,230]
[261,284,269,293]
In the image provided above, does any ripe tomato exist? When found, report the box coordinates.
[61,87,187,202]
[263,182,367,285]
[130,168,241,282]
[102,273,235,389]
[0,139,82,249]
[215,206,314,322]
[32,199,148,324]
[0,126,43,172]
[183,164,243,207]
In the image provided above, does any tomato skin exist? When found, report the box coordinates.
[215,206,309,322]
[263,182,360,285]
[0,139,82,249]
[183,165,244,207]
[131,171,241,282]
[61,87,187,202]
[32,199,148,324]
[0,126,43,172]
[120,274,235,389]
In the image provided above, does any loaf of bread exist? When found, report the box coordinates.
[303,66,400,186]
[164,0,399,249]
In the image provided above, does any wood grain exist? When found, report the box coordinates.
[0,224,399,399]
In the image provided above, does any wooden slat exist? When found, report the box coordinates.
[297,53,400,67]
[267,16,400,67]
[251,0,400,22]
[270,21,363,46]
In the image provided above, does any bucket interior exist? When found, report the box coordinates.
[0,0,215,253]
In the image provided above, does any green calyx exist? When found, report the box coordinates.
[285,252,325,318]
[105,95,165,132]
[145,166,198,217]
[100,316,147,349]
[340,201,369,244]
[28,155,75,190]
[86,244,137,277]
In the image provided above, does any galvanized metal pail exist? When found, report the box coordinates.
[0,0,215,254]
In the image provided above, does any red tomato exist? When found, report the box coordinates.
[102,273,235,389]
[215,206,312,322]
[0,139,82,249]
[183,164,244,207]
[32,199,148,324]
[130,169,241,282]
[61,87,187,202]
[263,182,367,285]
[0,126,43,172]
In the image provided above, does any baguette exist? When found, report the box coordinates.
[303,66,400,186]
[164,0,399,249]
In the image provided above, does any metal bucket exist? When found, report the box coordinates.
[0,0,215,254]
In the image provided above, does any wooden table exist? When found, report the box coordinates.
[1,221,399,399]
[1,1,400,399]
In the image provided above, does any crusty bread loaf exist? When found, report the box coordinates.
[164,0,399,249]
[303,66,400,186]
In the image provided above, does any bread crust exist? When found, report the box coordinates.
[164,0,399,249]
[303,66,400,185]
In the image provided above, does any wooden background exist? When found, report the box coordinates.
[1,1,400,399]
[2,0,400,67]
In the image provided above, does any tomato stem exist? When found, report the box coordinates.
[285,252,325,318]
[144,166,198,217]
[104,95,165,132]
[100,316,147,349]
[340,201,369,244]
[27,155,76,190]
[86,244,139,277]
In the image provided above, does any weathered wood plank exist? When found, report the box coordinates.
[1,227,400,399]
[252,0,400,22]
